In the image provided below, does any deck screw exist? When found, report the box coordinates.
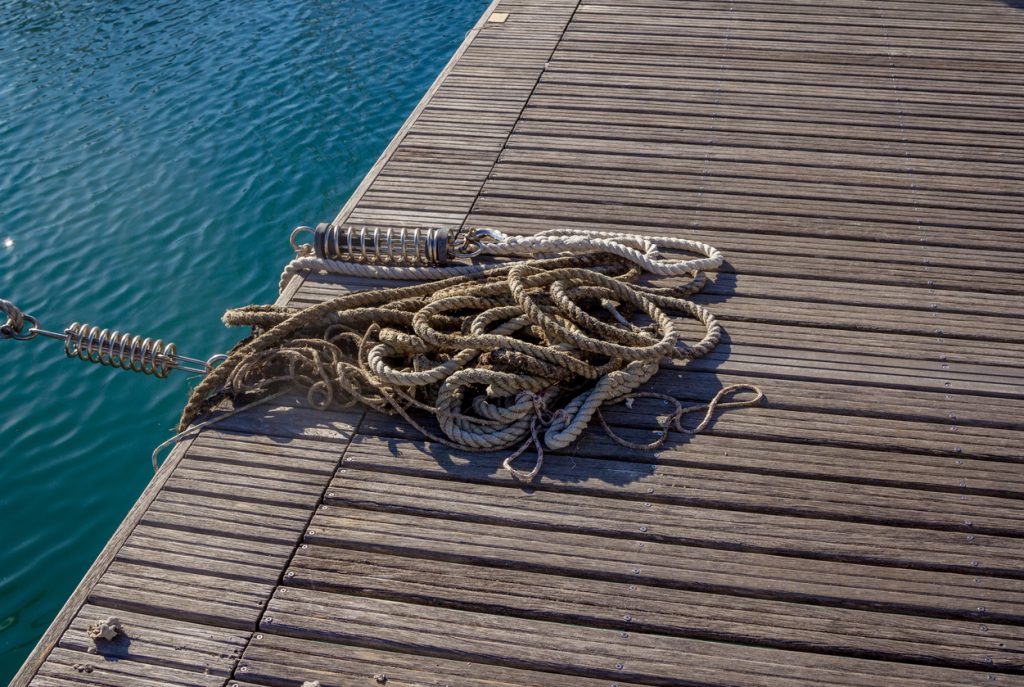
[621,632,628,638]
[286,571,295,578]
[616,663,624,670]
[971,561,979,567]
[328,492,335,497]
[240,666,248,672]
[633,568,640,574]
[263,617,273,623]
[981,626,989,632]
[256,634,263,640]
[623,614,632,621]
[639,526,647,532]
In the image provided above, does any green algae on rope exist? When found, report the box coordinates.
[180,247,764,482]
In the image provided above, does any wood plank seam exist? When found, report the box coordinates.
[454,0,586,236]
[219,408,370,687]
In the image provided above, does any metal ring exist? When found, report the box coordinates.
[8,314,40,341]
[454,243,483,259]
[205,353,229,371]
[453,227,503,259]
[289,226,315,252]
[470,227,504,243]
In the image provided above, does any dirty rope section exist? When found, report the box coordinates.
[181,228,764,481]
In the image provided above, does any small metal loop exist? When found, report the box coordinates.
[454,227,503,259]
[205,353,229,371]
[454,242,484,259]
[470,227,504,243]
[289,226,315,252]
[8,314,40,341]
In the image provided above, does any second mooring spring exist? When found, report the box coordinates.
[292,224,451,266]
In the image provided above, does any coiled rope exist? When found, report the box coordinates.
[182,230,763,481]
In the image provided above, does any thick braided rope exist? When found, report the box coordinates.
[189,241,761,482]
[0,299,26,339]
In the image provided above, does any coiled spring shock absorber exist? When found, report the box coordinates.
[292,224,451,266]
[0,299,225,378]
[63,323,182,378]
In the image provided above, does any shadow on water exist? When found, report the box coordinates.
[207,260,745,491]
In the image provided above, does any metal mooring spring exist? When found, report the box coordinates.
[291,224,451,266]
[1,299,224,378]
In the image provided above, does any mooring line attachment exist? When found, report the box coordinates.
[280,224,725,292]
[291,223,452,266]
[0,298,226,378]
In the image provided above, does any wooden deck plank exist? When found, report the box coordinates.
[341,433,1024,533]
[258,589,993,686]
[16,0,1024,685]
[322,471,1024,577]
[285,546,1023,671]
[358,415,1024,497]
[306,508,1024,624]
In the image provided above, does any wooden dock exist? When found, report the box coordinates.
[14,0,1024,685]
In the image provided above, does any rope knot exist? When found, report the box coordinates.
[520,390,558,426]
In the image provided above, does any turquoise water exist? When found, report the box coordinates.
[0,1,487,680]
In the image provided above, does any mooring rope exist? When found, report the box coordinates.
[0,298,26,339]
[280,228,724,290]
[181,231,764,482]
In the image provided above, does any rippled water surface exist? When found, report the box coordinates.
[0,1,487,679]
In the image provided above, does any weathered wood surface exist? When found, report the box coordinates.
[14,0,1024,685]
